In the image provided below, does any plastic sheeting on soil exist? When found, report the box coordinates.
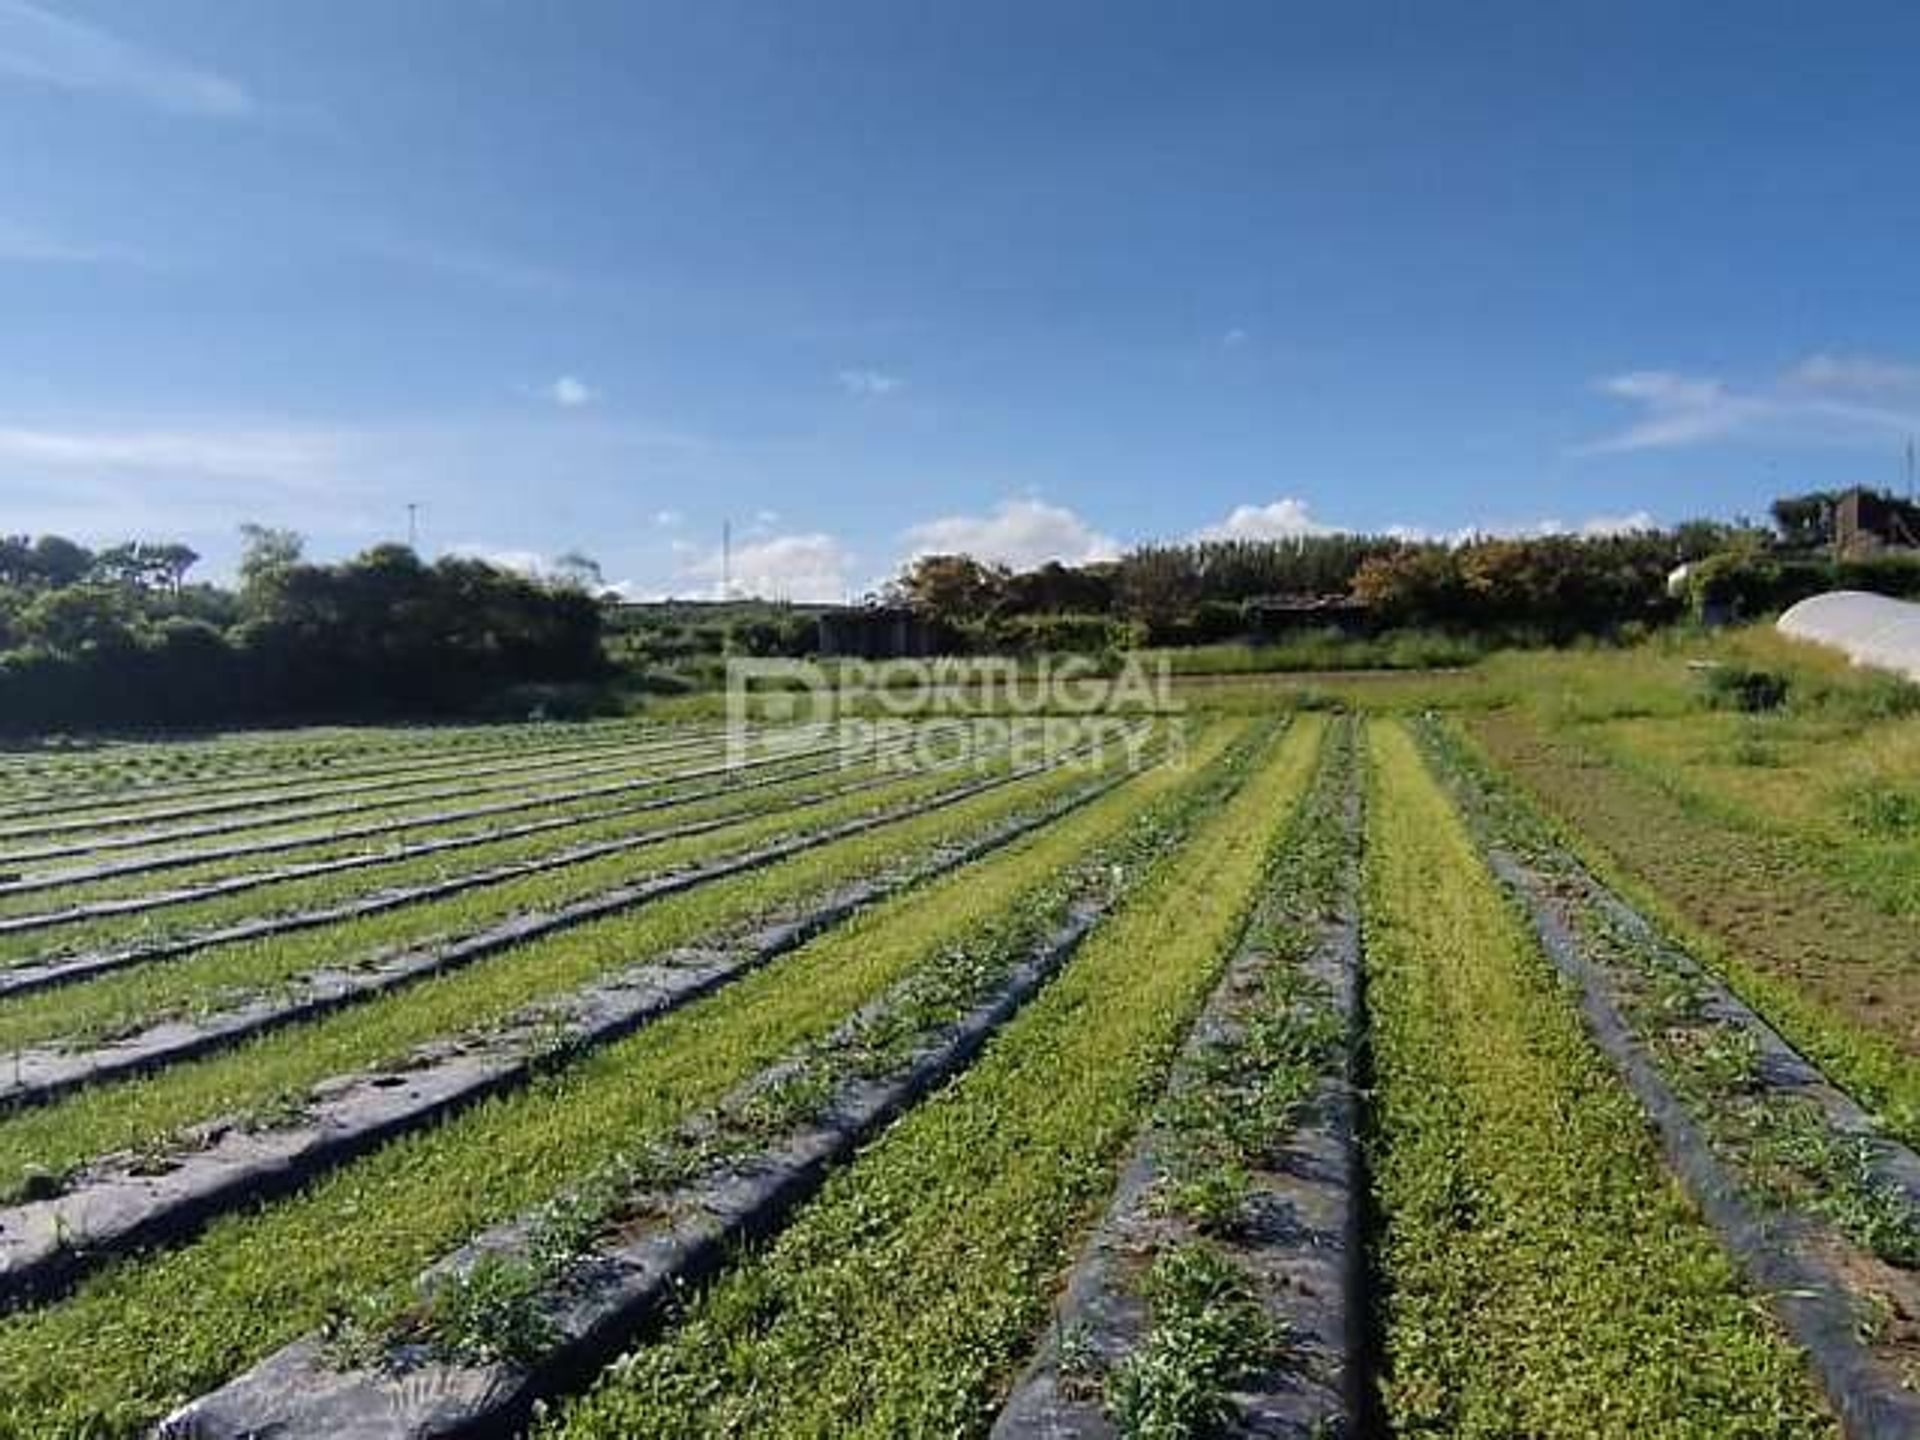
[1777,590,1920,681]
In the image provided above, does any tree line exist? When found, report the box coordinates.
[0,527,606,735]
[885,523,1761,649]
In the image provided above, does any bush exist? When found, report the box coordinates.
[1698,664,1790,713]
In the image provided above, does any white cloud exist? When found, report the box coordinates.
[903,498,1119,570]
[837,368,904,397]
[1189,497,1657,548]
[653,508,684,527]
[1383,511,1658,545]
[546,375,597,409]
[0,0,253,115]
[1573,510,1657,537]
[679,532,855,602]
[1192,497,1336,542]
[1222,328,1249,347]
[447,543,549,577]
[1585,355,1920,454]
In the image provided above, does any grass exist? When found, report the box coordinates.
[1363,719,1831,1437]
[0,722,1241,1438]
[1149,628,1486,676]
[537,715,1323,1439]
[1464,706,1920,1148]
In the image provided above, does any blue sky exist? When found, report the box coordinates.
[4,0,1920,599]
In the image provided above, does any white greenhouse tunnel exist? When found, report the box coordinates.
[1777,591,1920,682]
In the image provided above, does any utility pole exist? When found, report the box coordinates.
[406,502,420,552]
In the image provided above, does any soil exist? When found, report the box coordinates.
[1470,708,1920,1057]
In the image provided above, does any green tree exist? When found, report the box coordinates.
[237,524,306,607]
[16,586,140,655]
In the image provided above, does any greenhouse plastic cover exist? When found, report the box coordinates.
[1777,590,1920,681]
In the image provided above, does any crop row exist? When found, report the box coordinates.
[994,712,1361,1438]
[1420,716,1920,1428]
[534,717,1319,1438]
[0,730,1151,1211]
[0,733,1047,1058]
[0,740,936,1000]
[0,720,738,844]
[0,720,1243,1436]
[0,717,662,809]
[0,733,1124,1119]
[0,731,906,956]
[0,724,817,887]
[0,747,1140,1307]
[165,724,1257,1435]
[1361,720,1829,1434]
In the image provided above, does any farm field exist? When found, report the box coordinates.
[2,640,1919,1439]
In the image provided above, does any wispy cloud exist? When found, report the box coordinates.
[837,368,904,397]
[1221,327,1249,347]
[903,498,1118,570]
[0,219,147,267]
[1792,353,1920,392]
[546,375,597,409]
[0,0,253,116]
[362,236,571,296]
[1584,354,1920,454]
[0,423,343,481]
[0,418,387,561]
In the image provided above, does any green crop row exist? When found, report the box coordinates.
[0,727,809,888]
[0,731,1166,1202]
[349,724,1261,1368]
[0,722,1237,1438]
[0,722,729,839]
[0,739,874,947]
[1417,717,1920,1275]
[0,717,662,805]
[0,741,1041,1056]
[1362,720,1829,1437]
[538,715,1323,1439]
[1082,720,1355,1435]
